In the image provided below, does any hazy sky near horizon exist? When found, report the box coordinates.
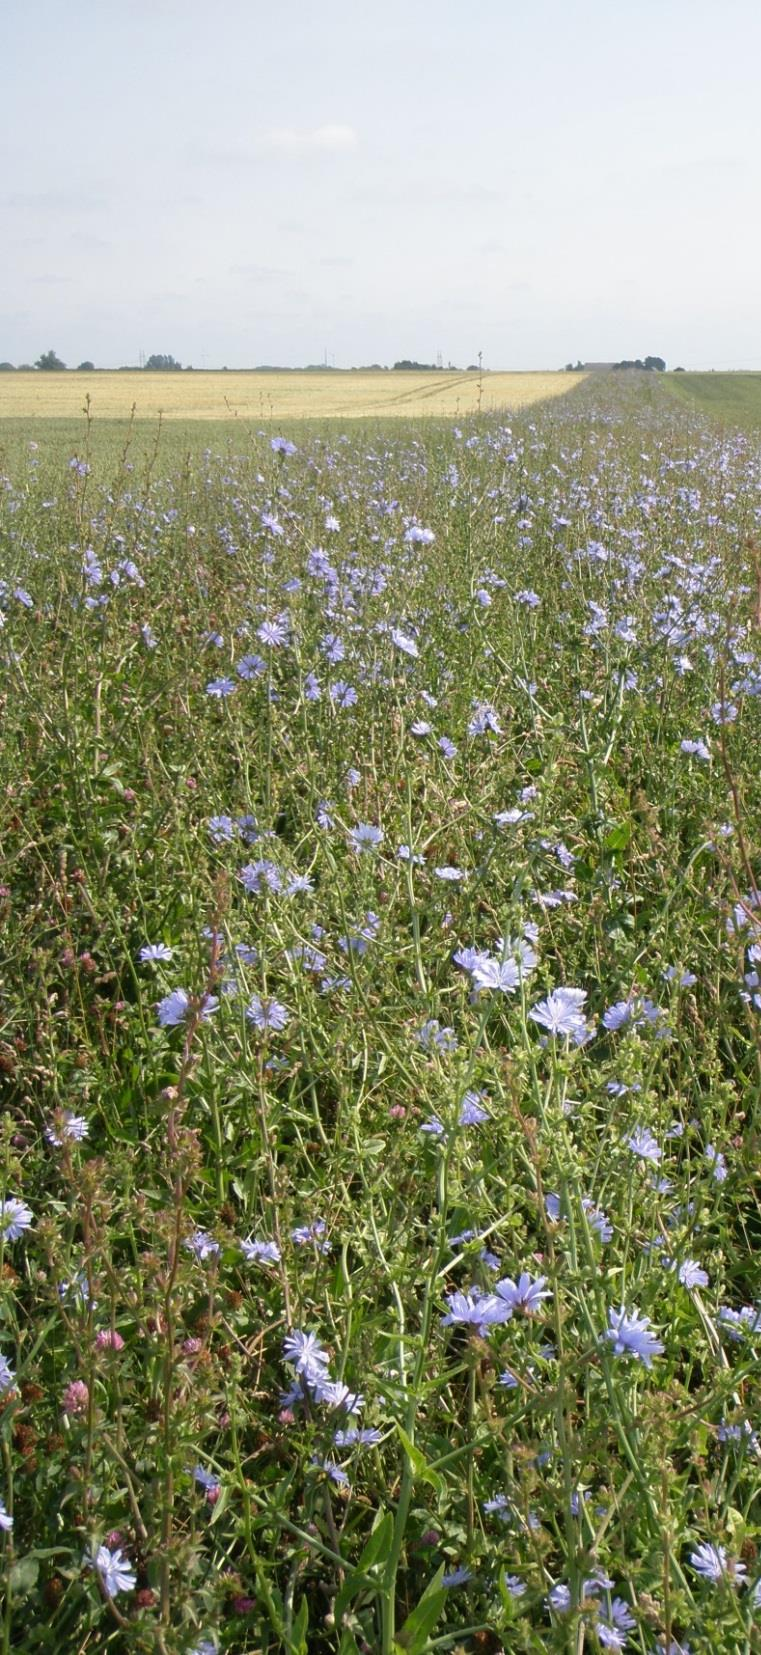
[3,0,760,371]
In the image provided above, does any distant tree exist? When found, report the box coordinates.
[612,355,658,372]
[0,362,15,372]
[77,360,95,371]
[35,348,66,371]
[18,363,34,372]
[393,359,437,371]
[613,356,665,371]
[674,366,685,372]
[144,353,182,371]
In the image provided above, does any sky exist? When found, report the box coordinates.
[2,0,761,371]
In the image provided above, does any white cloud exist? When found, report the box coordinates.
[258,124,358,154]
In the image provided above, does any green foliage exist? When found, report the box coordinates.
[612,355,666,370]
[0,375,758,1651]
[394,1566,447,1650]
[34,348,66,371]
[144,352,183,370]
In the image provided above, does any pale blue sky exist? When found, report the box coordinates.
[3,0,760,369]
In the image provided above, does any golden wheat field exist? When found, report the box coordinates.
[0,369,584,422]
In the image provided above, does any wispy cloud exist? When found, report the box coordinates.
[2,189,108,213]
[228,263,290,282]
[69,231,111,250]
[347,176,501,209]
[257,124,358,155]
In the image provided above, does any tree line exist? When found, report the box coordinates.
[0,353,482,374]
[564,356,667,372]
[0,351,184,373]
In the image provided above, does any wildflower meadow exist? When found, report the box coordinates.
[1,374,760,1653]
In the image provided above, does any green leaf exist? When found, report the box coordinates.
[10,1554,40,1596]
[603,820,632,851]
[395,1565,447,1651]
[334,1510,394,1624]
[725,1506,747,1549]
[288,1594,309,1655]
[395,1425,445,1494]
[362,1136,387,1156]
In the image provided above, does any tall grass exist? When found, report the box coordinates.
[0,377,759,1652]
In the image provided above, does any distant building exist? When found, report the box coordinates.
[582,362,615,371]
